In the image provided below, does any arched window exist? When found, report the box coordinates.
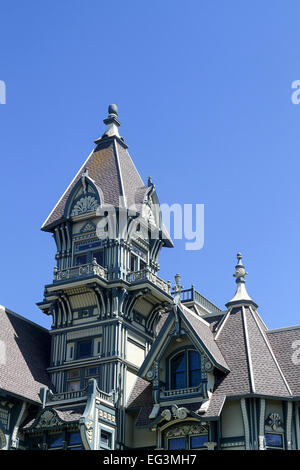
[164,423,208,450]
[170,349,201,390]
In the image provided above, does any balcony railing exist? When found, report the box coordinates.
[46,388,88,403]
[126,268,171,294]
[46,385,114,405]
[179,287,222,315]
[54,262,107,283]
[161,384,203,398]
[54,262,171,295]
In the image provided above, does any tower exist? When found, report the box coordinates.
[37,105,173,448]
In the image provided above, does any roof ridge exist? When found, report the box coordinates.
[241,306,256,393]
[180,303,210,327]
[267,324,300,333]
[112,138,126,207]
[41,147,95,229]
[248,306,292,396]
[1,305,49,332]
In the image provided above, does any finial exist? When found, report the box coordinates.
[226,252,257,308]
[108,104,118,116]
[233,252,248,284]
[148,176,153,186]
[95,104,121,143]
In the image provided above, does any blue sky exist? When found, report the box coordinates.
[1,0,300,330]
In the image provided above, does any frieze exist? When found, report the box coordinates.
[35,410,64,429]
[98,409,116,423]
[165,423,208,438]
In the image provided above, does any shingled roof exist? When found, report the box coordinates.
[0,306,53,404]
[214,305,292,400]
[41,103,161,232]
[267,326,300,397]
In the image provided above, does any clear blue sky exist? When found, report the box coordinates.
[1,0,300,330]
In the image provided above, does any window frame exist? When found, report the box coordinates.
[168,348,202,391]
[265,432,284,450]
[99,423,115,450]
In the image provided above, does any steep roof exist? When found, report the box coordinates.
[0,306,53,404]
[179,304,229,371]
[267,326,300,396]
[42,137,147,230]
[214,305,292,398]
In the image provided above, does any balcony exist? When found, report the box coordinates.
[54,261,107,283]
[126,268,171,294]
[45,385,114,406]
[53,262,171,295]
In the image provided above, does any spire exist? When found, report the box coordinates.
[226,253,258,308]
[95,104,121,142]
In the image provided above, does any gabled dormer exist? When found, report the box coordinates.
[137,282,229,406]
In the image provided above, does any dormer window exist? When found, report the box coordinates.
[170,349,201,390]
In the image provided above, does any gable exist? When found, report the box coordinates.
[138,304,229,382]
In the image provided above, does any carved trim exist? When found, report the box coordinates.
[165,423,208,438]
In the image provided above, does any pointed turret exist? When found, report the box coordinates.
[226,253,258,308]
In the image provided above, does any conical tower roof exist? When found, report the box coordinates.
[41,105,162,235]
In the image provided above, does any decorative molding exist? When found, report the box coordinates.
[80,221,96,233]
[241,398,250,450]
[258,398,266,450]
[285,403,293,450]
[71,195,99,217]
[266,412,283,431]
[0,429,6,450]
[35,410,64,429]
[98,408,116,423]
[165,423,208,438]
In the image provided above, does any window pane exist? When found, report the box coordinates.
[265,433,283,448]
[130,254,137,271]
[189,351,201,369]
[190,435,208,449]
[189,351,201,387]
[78,341,92,359]
[171,353,187,389]
[189,370,202,387]
[48,434,63,448]
[174,371,186,389]
[101,431,112,448]
[69,433,82,446]
[67,380,81,392]
[173,353,185,372]
[75,254,87,266]
[168,437,185,450]
[68,369,81,379]
[86,367,99,377]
